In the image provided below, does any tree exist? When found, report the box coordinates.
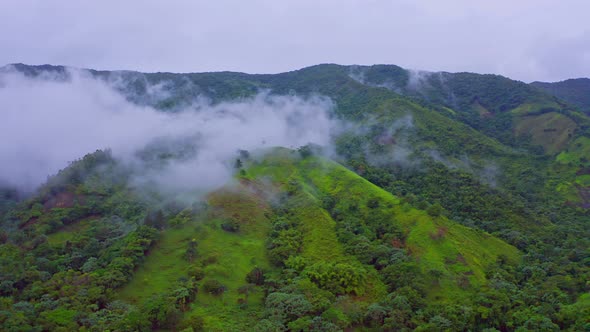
[427,203,444,217]
[172,287,191,311]
[265,292,313,323]
[365,303,388,326]
[221,218,240,232]
[142,294,181,329]
[298,145,313,158]
[151,210,166,229]
[180,314,205,331]
[235,158,243,169]
[304,262,366,295]
[202,279,226,295]
[246,267,265,285]
[184,239,197,262]
[428,269,444,285]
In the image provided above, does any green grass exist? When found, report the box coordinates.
[119,184,274,331]
[556,181,581,202]
[248,151,389,301]
[187,219,269,331]
[514,112,577,154]
[118,149,522,328]
[46,217,95,245]
[575,174,590,187]
[553,137,590,203]
[297,156,519,301]
[557,136,590,166]
[251,152,520,303]
[118,224,198,303]
[510,102,562,116]
[411,100,513,156]
[472,101,491,117]
[559,292,590,327]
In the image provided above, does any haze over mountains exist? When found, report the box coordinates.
[532,78,590,114]
[0,62,589,331]
[2,62,589,193]
[0,64,337,195]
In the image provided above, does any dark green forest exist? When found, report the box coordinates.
[532,78,590,115]
[0,64,588,331]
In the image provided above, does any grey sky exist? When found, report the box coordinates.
[0,0,588,82]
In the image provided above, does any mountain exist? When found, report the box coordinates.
[531,78,590,114]
[0,63,588,331]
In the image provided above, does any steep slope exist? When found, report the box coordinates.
[0,148,522,331]
[248,150,520,298]
[348,65,590,156]
[1,63,589,331]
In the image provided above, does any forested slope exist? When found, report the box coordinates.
[0,63,588,331]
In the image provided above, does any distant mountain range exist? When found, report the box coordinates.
[532,78,590,114]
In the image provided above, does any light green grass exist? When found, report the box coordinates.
[575,174,590,187]
[46,217,95,245]
[119,185,274,331]
[118,224,198,303]
[472,101,491,117]
[556,181,581,202]
[510,102,562,116]
[514,112,577,154]
[557,136,590,166]
[187,219,269,331]
[296,156,520,302]
[249,151,389,302]
[120,149,521,327]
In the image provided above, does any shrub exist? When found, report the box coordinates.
[426,203,444,217]
[202,279,226,295]
[265,292,313,322]
[245,267,265,285]
[221,219,240,232]
[304,262,366,295]
[187,266,205,281]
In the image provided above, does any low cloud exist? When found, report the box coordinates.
[0,67,337,195]
[334,113,419,169]
[364,115,417,168]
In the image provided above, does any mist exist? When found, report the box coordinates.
[0,67,337,194]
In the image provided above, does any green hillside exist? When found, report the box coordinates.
[1,64,589,331]
[249,151,520,297]
[532,78,590,114]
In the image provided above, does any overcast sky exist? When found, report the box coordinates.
[1,0,588,82]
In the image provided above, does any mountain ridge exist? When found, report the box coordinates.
[0,62,589,331]
[6,62,588,83]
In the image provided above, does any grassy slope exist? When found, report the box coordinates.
[31,149,520,330]
[117,224,197,302]
[247,150,388,303]
[557,136,590,166]
[249,150,520,303]
[513,111,577,154]
[118,186,273,331]
[299,157,520,301]
[368,97,515,157]
[46,217,96,245]
[552,135,590,205]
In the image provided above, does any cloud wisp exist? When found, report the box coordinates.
[0,67,337,195]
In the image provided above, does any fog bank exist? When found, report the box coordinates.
[0,68,337,194]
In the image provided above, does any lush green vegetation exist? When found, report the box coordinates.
[1,64,589,331]
[532,78,590,114]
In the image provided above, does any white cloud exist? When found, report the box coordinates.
[0,68,336,193]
